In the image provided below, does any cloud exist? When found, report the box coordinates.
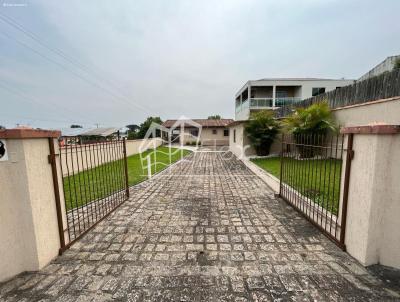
[0,0,399,128]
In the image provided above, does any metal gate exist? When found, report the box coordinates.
[279,133,353,249]
[50,137,129,251]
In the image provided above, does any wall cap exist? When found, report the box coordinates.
[332,96,400,112]
[0,129,61,139]
[340,125,400,134]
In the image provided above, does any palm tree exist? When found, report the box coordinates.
[283,101,337,158]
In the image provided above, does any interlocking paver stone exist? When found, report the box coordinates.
[0,152,399,301]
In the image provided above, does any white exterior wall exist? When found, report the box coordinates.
[333,97,400,127]
[229,123,256,158]
[229,123,281,158]
[181,128,229,145]
[0,136,66,282]
[345,133,400,269]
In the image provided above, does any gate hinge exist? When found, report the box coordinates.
[48,153,59,164]
[347,150,354,160]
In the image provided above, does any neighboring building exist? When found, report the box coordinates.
[235,78,354,120]
[60,127,121,145]
[162,119,233,146]
[358,55,400,81]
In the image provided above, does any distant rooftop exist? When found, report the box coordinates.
[163,119,234,128]
[61,127,120,137]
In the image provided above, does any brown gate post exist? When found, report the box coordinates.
[339,133,354,248]
[48,137,66,253]
[123,138,130,198]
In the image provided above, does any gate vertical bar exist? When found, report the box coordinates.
[48,137,66,253]
[339,133,354,248]
[123,138,130,198]
[279,133,284,196]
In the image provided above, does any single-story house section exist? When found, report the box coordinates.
[228,120,281,158]
[162,119,234,146]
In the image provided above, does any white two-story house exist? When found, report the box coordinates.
[235,78,355,120]
[231,77,354,157]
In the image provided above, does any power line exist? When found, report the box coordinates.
[0,29,152,116]
[0,12,135,98]
[0,12,153,114]
[0,82,94,125]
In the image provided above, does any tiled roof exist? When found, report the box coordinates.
[162,119,234,128]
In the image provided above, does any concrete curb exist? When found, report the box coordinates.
[240,157,280,193]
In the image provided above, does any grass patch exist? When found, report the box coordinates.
[63,146,191,210]
[251,157,342,214]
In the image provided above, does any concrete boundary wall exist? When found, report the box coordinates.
[0,129,67,282]
[341,125,400,269]
[60,138,163,176]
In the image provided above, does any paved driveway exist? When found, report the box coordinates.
[1,152,399,301]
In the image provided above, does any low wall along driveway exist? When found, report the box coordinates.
[60,138,163,176]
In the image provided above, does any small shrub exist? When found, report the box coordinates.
[245,110,280,156]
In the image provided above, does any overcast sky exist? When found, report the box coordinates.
[0,0,399,129]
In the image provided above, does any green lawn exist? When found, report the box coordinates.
[251,157,342,214]
[63,146,191,210]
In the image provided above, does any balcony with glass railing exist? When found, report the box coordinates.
[235,97,303,120]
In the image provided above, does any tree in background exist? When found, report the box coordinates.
[207,115,221,119]
[136,117,163,139]
[245,110,280,156]
[394,58,400,70]
[70,124,83,128]
[0,125,5,129]
[126,124,140,140]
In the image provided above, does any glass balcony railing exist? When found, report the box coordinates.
[236,97,302,111]
[250,98,273,108]
[275,97,302,107]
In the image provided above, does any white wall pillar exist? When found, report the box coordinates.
[342,125,400,269]
[0,129,66,282]
[272,85,276,107]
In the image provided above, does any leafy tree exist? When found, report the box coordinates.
[283,101,337,157]
[136,116,163,139]
[126,124,140,140]
[207,115,221,120]
[70,124,83,128]
[394,58,400,70]
[245,110,280,156]
[126,124,139,132]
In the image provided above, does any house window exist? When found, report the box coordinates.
[224,129,229,137]
[212,129,217,135]
[233,129,236,143]
[276,90,289,98]
[312,87,326,96]
[190,129,199,137]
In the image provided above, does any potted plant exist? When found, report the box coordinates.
[283,101,337,158]
[245,110,280,156]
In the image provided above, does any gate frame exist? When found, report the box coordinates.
[49,137,130,254]
[278,133,354,250]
